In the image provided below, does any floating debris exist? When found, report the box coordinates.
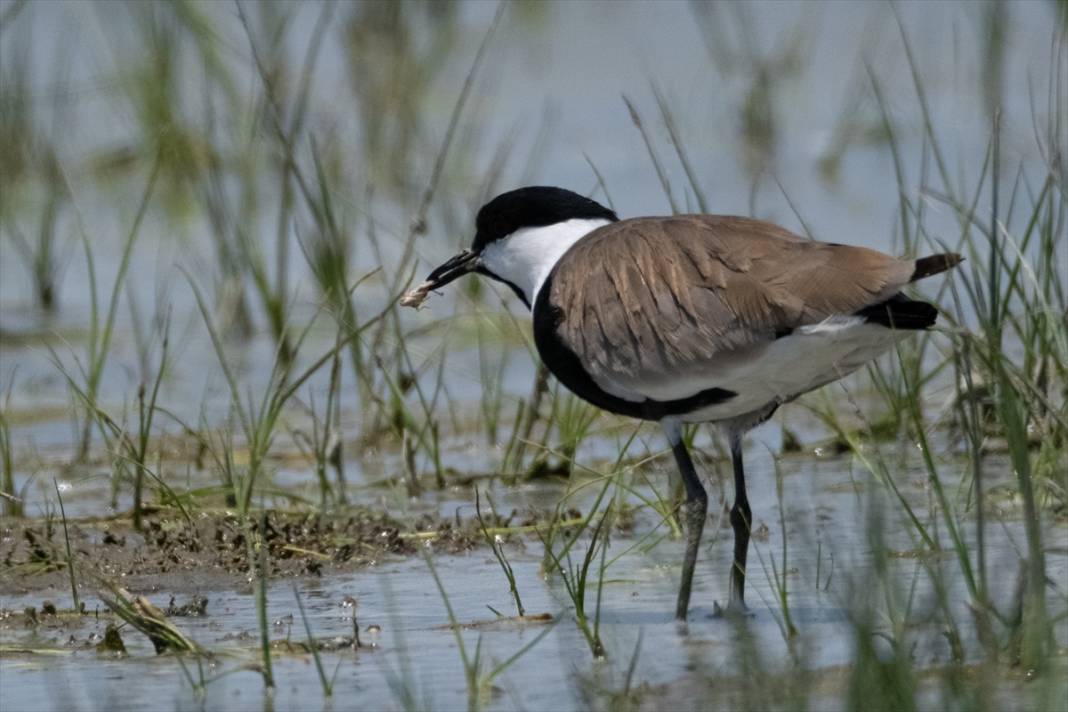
[166,595,208,617]
[96,624,127,656]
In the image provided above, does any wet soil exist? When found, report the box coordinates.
[0,505,546,596]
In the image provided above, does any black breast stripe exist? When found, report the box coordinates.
[475,265,531,309]
[532,273,736,421]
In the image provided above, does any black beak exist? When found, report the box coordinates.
[400,248,481,308]
[422,249,480,290]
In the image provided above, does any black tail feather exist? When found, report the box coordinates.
[856,295,938,330]
[912,253,963,281]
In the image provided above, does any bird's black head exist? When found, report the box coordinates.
[471,186,618,252]
[410,186,617,300]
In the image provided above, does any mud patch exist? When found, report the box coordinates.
[0,506,530,595]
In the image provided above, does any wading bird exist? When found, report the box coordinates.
[401,186,960,620]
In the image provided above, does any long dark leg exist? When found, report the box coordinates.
[664,420,708,621]
[729,436,751,606]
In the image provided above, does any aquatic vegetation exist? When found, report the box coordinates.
[474,488,525,617]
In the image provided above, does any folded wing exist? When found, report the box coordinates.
[545,215,918,403]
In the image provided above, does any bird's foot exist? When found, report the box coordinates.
[712,599,753,620]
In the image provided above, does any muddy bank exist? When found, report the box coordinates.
[0,505,552,596]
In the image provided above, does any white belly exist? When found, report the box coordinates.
[595,317,911,423]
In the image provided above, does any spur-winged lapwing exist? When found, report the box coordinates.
[402,186,961,621]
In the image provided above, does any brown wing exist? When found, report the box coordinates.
[547,215,916,383]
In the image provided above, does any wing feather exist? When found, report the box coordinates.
[546,215,915,397]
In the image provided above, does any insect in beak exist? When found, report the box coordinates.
[400,249,480,308]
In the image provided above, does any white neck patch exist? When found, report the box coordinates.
[479,218,611,308]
